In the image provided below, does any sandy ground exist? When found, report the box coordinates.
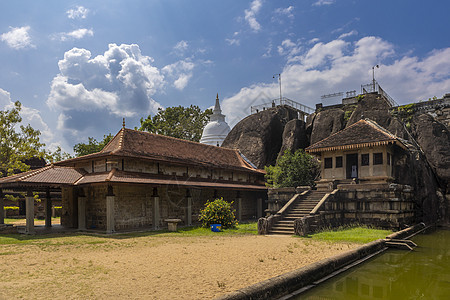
[0,233,358,300]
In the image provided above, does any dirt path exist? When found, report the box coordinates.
[0,234,358,299]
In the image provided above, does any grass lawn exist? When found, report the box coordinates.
[306,226,393,244]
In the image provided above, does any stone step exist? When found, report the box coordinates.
[269,230,294,235]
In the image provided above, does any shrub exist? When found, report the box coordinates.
[265,149,320,188]
[198,198,238,229]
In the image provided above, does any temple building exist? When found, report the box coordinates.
[200,94,231,146]
[306,119,408,186]
[0,127,267,234]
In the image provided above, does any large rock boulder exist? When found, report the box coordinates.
[222,105,298,168]
[309,108,345,145]
[277,119,308,160]
[410,113,450,190]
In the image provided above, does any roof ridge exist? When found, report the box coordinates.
[19,165,53,181]
[122,128,240,153]
[307,119,367,150]
[364,118,397,139]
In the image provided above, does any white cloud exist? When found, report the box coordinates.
[274,6,294,19]
[0,88,54,145]
[47,44,165,141]
[277,39,302,61]
[67,6,89,19]
[173,40,189,56]
[338,30,358,39]
[222,36,450,127]
[54,28,94,41]
[0,26,34,49]
[226,38,240,46]
[313,0,335,6]
[162,60,195,90]
[245,0,262,32]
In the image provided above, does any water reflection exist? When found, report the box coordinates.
[297,230,450,300]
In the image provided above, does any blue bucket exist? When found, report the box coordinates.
[211,224,222,232]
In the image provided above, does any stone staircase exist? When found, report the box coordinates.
[268,190,327,235]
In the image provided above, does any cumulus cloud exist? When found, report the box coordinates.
[222,36,450,127]
[47,44,165,141]
[162,60,195,90]
[313,0,335,6]
[0,88,54,145]
[245,0,262,32]
[277,39,302,61]
[54,28,94,41]
[0,26,34,49]
[67,6,89,19]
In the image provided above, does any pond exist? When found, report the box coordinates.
[294,229,450,299]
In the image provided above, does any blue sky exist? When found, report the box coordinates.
[0,0,449,153]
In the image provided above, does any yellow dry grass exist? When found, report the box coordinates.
[0,233,358,299]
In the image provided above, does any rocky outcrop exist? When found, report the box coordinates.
[222,105,298,168]
[310,108,345,145]
[277,119,308,160]
[409,113,450,190]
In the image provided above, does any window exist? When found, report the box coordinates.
[387,153,391,165]
[324,157,332,169]
[361,154,369,166]
[373,153,383,165]
[335,156,343,168]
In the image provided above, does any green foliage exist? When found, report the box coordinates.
[198,198,238,229]
[138,105,212,142]
[73,134,113,157]
[265,149,320,188]
[4,194,19,202]
[0,101,45,177]
[356,94,365,101]
[45,146,73,163]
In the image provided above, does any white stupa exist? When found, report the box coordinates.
[200,94,231,146]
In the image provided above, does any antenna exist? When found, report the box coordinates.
[273,73,282,102]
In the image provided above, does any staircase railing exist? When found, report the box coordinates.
[294,189,339,236]
[258,190,310,235]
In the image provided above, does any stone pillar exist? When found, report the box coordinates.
[106,185,115,233]
[0,189,4,224]
[45,189,52,228]
[257,198,263,219]
[236,191,242,221]
[25,190,35,234]
[186,189,192,226]
[152,187,160,230]
[78,196,87,230]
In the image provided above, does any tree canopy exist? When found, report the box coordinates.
[265,149,320,188]
[0,101,45,177]
[138,105,212,142]
[73,134,114,157]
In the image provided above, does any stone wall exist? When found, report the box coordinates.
[266,187,310,215]
[294,183,416,236]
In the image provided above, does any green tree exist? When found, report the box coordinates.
[265,149,320,188]
[138,105,212,142]
[73,134,113,157]
[45,146,73,163]
[0,101,45,177]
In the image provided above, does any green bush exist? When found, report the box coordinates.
[265,149,320,188]
[198,198,238,229]
[4,206,19,211]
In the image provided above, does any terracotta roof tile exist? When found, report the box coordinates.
[306,119,407,153]
[0,165,86,185]
[60,128,263,173]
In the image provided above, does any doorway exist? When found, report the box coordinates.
[346,154,358,179]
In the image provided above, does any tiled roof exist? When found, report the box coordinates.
[0,167,266,191]
[77,169,267,190]
[0,165,86,186]
[306,119,407,153]
[58,128,263,173]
